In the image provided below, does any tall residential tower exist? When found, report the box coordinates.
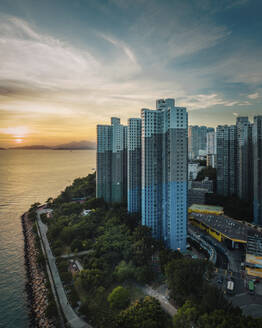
[127,118,142,213]
[216,125,237,196]
[96,118,127,203]
[253,116,262,225]
[236,117,253,202]
[141,98,188,251]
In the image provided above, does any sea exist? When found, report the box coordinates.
[0,149,96,328]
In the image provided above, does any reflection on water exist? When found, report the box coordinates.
[0,149,95,327]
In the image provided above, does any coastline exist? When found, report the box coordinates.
[21,212,55,327]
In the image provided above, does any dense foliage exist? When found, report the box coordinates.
[173,301,262,328]
[116,296,172,328]
[46,173,166,327]
[196,166,216,183]
[43,172,261,328]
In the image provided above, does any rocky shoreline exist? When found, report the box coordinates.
[22,212,55,327]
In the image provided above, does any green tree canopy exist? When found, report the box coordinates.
[107,286,130,310]
[166,258,211,306]
[116,296,171,328]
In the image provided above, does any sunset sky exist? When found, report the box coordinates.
[0,0,261,147]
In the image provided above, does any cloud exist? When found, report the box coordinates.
[248,92,259,99]
[0,126,30,136]
[99,33,138,65]
[178,93,251,110]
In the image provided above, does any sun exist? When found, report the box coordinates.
[15,138,23,144]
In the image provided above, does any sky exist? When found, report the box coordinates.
[0,0,262,147]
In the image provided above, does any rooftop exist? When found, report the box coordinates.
[189,204,224,214]
[190,212,247,242]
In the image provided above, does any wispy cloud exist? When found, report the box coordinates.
[179,94,251,110]
[248,92,259,99]
[99,33,138,65]
[0,126,30,136]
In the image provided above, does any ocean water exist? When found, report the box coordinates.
[0,149,96,328]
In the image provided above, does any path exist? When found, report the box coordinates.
[36,208,91,328]
[60,250,93,259]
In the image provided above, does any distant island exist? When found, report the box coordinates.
[53,140,96,150]
[7,140,96,150]
[9,145,52,150]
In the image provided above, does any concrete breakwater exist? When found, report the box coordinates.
[21,212,55,327]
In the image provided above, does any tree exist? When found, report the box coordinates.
[116,296,171,328]
[60,271,72,285]
[159,248,183,273]
[199,284,231,314]
[79,268,104,291]
[71,239,84,252]
[165,258,211,306]
[196,166,216,182]
[107,286,130,310]
[114,260,135,282]
[86,197,106,209]
[173,301,199,328]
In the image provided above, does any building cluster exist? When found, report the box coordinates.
[96,98,188,251]
[97,97,262,251]
[216,116,262,225]
[188,126,216,163]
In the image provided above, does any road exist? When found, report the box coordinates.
[37,208,91,328]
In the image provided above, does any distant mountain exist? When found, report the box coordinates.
[7,140,96,150]
[54,140,96,150]
[9,145,51,150]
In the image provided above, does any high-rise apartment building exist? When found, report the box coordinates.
[236,117,253,202]
[199,126,208,155]
[96,117,127,203]
[141,98,188,251]
[189,125,213,159]
[127,118,142,213]
[216,125,237,196]
[188,126,199,159]
[207,130,216,155]
[96,125,112,203]
[253,116,262,225]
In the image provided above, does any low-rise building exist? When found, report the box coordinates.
[191,177,214,192]
[188,188,208,207]
[246,234,262,278]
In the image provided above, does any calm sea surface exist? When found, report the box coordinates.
[0,149,96,328]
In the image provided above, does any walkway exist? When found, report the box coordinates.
[60,250,93,259]
[36,208,91,328]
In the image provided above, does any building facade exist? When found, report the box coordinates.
[96,124,112,203]
[236,117,253,202]
[189,125,214,159]
[127,118,142,213]
[96,117,127,203]
[253,116,262,225]
[207,130,216,155]
[188,126,199,159]
[216,125,237,196]
[141,98,188,251]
